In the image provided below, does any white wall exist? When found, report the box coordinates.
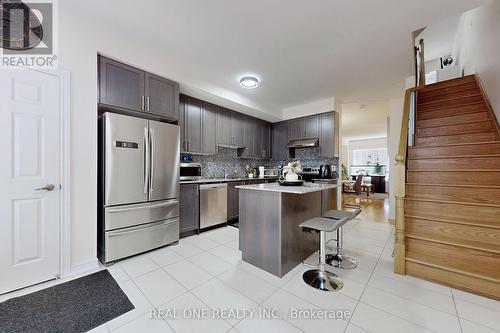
[452,0,500,120]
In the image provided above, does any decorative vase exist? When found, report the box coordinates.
[285,172,299,181]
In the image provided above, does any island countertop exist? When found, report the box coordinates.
[236,182,337,194]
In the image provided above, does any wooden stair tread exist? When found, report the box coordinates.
[417,118,493,129]
[417,112,490,128]
[416,120,495,137]
[415,131,498,146]
[408,154,500,160]
[419,75,475,92]
[417,100,485,112]
[405,196,500,208]
[406,260,500,299]
[406,258,500,284]
[404,215,500,230]
[405,235,500,255]
[406,182,500,189]
[406,239,500,281]
[409,141,500,148]
[418,93,482,107]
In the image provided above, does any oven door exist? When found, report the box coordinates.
[180,163,202,180]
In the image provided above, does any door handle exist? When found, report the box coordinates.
[141,96,145,111]
[144,127,150,194]
[150,127,155,192]
[146,96,150,111]
[35,184,55,191]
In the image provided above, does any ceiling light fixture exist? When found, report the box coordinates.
[239,76,259,89]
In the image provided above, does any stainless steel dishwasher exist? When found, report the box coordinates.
[199,183,228,229]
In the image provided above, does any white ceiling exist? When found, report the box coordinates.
[69,0,486,120]
[341,101,389,144]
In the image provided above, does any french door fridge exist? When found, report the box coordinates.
[98,112,180,264]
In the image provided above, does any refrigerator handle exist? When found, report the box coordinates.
[143,127,150,194]
[150,126,155,192]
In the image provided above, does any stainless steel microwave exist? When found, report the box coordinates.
[180,163,202,181]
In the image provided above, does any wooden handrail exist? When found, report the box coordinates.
[394,87,417,275]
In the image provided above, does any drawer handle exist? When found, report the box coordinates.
[108,220,176,237]
[108,200,179,213]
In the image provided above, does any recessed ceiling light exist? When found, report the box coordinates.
[240,76,259,89]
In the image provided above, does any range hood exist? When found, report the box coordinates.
[217,143,246,149]
[286,138,319,148]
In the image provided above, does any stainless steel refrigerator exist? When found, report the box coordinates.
[98,112,180,264]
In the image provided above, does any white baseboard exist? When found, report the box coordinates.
[69,258,101,277]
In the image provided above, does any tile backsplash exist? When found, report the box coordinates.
[182,147,339,179]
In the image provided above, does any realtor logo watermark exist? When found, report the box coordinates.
[0,0,57,68]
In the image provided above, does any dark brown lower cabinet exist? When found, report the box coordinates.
[227,181,244,221]
[180,183,199,237]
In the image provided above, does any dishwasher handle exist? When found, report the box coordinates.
[199,183,228,190]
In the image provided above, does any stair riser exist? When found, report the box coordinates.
[418,88,480,104]
[420,75,476,92]
[417,103,487,120]
[416,121,494,137]
[418,95,484,112]
[406,261,500,300]
[408,156,500,170]
[404,199,500,226]
[408,143,500,158]
[406,238,500,281]
[405,217,500,250]
[417,112,490,128]
[416,132,498,145]
[405,184,500,205]
[408,171,500,186]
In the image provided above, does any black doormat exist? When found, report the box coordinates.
[0,269,134,333]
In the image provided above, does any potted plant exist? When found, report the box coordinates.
[282,161,302,181]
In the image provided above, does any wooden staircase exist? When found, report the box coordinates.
[404,75,500,299]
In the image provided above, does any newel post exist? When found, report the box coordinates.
[393,155,406,275]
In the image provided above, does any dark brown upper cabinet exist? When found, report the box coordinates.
[179,95,217,155]
[288,118,304,141]
[216,108,233,146]
[304,115,320,139]
[201,103,217,155]
[216,109,246,147]
[184,97,203,153]
[272,121,289,160]
[99,56,145,112]
[319,112,339,158]
[288,115,320,140]
[98,56,179,120]
[145,73,179,119]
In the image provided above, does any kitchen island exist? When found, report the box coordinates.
[236,182,338,277]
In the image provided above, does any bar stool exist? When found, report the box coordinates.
[299,216,350,291]
[323,209,361,269]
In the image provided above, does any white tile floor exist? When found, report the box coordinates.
[2,218,500,333]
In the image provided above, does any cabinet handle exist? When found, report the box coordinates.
[146,96,150,111]
[141,96,145,110]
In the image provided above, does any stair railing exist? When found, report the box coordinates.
[417,39,426,88]
[394,87,417,275]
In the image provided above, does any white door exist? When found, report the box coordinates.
[0,70,61,294]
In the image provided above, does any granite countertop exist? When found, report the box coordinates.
[235,182,338,194]
[180,176,278,184]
